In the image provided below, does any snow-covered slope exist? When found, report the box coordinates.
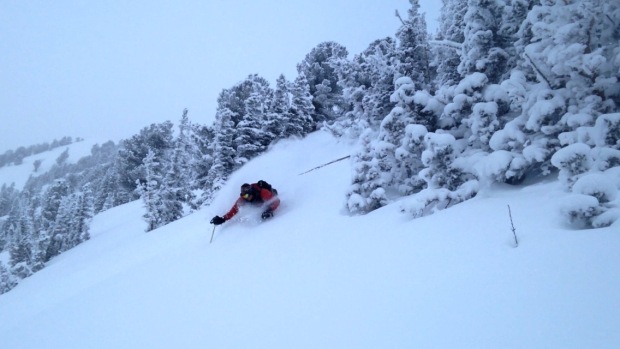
[0,139,102,190]
[0,132,619,349]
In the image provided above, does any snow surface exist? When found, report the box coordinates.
[1,131,620,349]
[1,139,103,190]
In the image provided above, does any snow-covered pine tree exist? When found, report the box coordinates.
[40,180,70,233]
[458,0,509,84]
[490,0,620,187]
[359,38,398,128]
[432,0,467,88]
[139,149,183,232]
[0,261,17,295]
[93,164,121,213]
[78,141,120,214]
[24,191,46,272]
[71,184,94,246]
[377,77,417,189]
[55,147,69,167]
[497,0,533,76]
[139,150,160,232]
[289,72,316,135]
[551,113,620,228]
[268,75,292,139]
[139,150,165,231]
[116,121,174,199]
[337,37,398,136]
[45,192,74,261]
[396,123,429,194]
[395,0,432,90]
[296,41,349,123]
[0,183,19,219]
[346,129,388,214]
[235,74,274,166]
[191,122,214,194]
[379,75,441,194]
[399,132,477,218]
[420,133,464,191]
[202,90,238,204]
[446,0,514,152]
[6,197,34,276]
[165,109,198,210]
[0,185,20,250]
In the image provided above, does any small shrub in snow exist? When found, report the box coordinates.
[0,261,17,295]
[474,150,513,182]
[572,173,617,204]
[592,208,620,229]
[466,101,500,150]
[594,113,620,148]
[10,262,32,279]
[604,166,620,189]
[400,180,479,218]
[551,143,592,189]
[421,133,459,189]
[592,147,620,171]
[559,170,619,228]
[559,194,601,229]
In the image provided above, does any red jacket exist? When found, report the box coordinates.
[223,184,280,221]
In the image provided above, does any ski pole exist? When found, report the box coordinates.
[298,155,350,175]
[210,225,216,244]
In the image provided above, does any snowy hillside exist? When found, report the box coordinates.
[0,139,103,190]
[0,132,618,349]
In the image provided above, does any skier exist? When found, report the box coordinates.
[210,181,280,225]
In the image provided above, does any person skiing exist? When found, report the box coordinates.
[210,181,280,225]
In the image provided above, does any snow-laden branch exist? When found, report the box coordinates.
[523,52,552,88]
[429,40,462,51]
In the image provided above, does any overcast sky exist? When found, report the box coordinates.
[1,1,440,152]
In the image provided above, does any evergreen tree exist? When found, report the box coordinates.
[191,123,214,191]
[498,0,534,75]
[139,149,183,232]
[70,185,94,246]
[55,148,70,166]
[40,180,70,233]
[166,109,198,209]
[0,261,17,295]
[235,75,274,165]
[339,37,398,133]
[490,0,620,183]
[5,197,35,273]
[457,0,509,84]
[9,233,33,279]
[383,76,440,188]
[45,193,75,260]
[0,183,19,218]
[289,73,316,135]
[395,0,432,90]
[93,164,121,213]
[420,133,469,190]
[116,121,174,198]
[432,0,467,87]
[203,91,237,204]
[271,74,305,139]
[466,101,501,151]
[296,41,349,122]
[346,129,388,213]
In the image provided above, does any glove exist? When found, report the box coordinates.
[210,215,226,225]
[261,210,273,220]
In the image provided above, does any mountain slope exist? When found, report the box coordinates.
[0,139,102,190]
[0,132,619,349]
